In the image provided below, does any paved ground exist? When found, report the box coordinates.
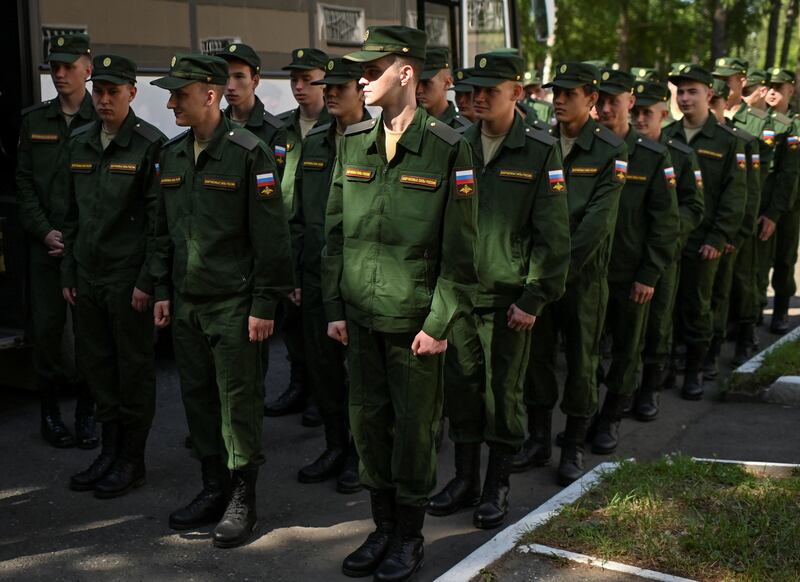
[1,301,798,582]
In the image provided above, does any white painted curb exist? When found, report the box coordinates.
[691,457,800,468]
[517,544,697,582]
[733,325,800,375]
[433,462,619,582]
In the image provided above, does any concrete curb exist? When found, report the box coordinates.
[763,375,800,405]
[726,325,800,401]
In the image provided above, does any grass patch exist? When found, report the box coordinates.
[519,455,800,581]
[727,336,800,395]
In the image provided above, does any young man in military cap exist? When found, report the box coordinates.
[632,81,704,418]
[453,68,477,122]
[16,32,98,449]
[711,57,749,118]
[323,25,477,581]
[522,69,555,125]
[416,48,471,131]
[264,47,330,422]
[763,68,800,334]
[61,54,166,497]
[517,62,627,485]
[427,50,569,530]
[290,57,369,494]
[591,70,678,453]
[663,64,747,400]
[150,53,293,548]
[632,67,661,83]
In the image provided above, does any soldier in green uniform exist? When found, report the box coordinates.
[522,69,555,125]
[150,54,293,548]
[632,67,661,82]
[711,57,748,118]
[632,81,704,418]
[16,32,98,449]
[61,55,166,497]
[416,47,471,131]
[427,52,569,529]
[764,68,800,334]
[517,63,627,485]
[453,68,476,123]
[663,65,747,400]
[290,57,369,493]
[323,26,477,580]
[591,70,678,453]
[264,48,330,422]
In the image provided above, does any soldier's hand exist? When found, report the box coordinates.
[154,300,171,328]
[411,331,447,356]
[248,316,274,342]
[758,216,776,241]
[44,229,64,257]
[630,282,655,305]
[327,320,349,346]
[507,304,536,331]
[699,244,721,260]
[724,244,736,254]
[288,288,302,306]
[62,287,77,306]
[131,287,152,312]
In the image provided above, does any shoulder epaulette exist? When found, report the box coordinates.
[262,110,284,129]
[21,100,52,116]
[163,129,191,148]
[525,125,557,146]
[716,122,738,138]
[731,126,757,143]
[227,128,260,151]
[747,107,768,120]
[70,121,96,138]
[277,109,296,121]
[772,111,792,126]
[455,124,470,135]
[427,119,461,146]
[665,138,693,155]
[345,118,378,136]
[594,124,624,147]
[133,120,165,143]
[453,115,472,129]
[636,135,667,154]
[306,122,332,137]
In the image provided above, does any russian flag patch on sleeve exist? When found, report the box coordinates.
[455,168,475,197]
[614,159,628,182]
[274,145,286,165]
[257,172,276,197]
[664,166,676,187]
[548,169,566,192]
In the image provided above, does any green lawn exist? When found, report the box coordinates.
[726,336,800,395]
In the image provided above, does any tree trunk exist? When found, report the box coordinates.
[616,0,630,70]
[781,0,799,66]
[710,0,727,60]
[765,0,783,68]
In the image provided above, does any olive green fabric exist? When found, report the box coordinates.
[604,281,650,396]
[313,57,363,85]
[634,82,670,107]
[732,103,773,191]
[218,43,261,72]
[278,106,331,216]
[522,97,555,126]
[282,47,328,71]
[90,54,137,84]
[642,258,680,365]
[668,64,714,88]
[746,70,768,87]
[435,101,472,131]
[632,67,660,82]
[768,67,796,85]
[545,62,601,90]
[48,33,91,63]
[151,53,229,90]
[464,51,524,86]
[344,25,427,63]
[712,57,748,78]
[421,47,451,80]
[224,97,288,180]
[598,69,635,95]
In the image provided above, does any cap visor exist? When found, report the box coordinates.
[281,64,320,71]
[150,76,196,90]
[453,83,474,93]
[633,96,660,106]
[48,53,80,64]
[543,79,587,89]
[712,68,738,77]
[312,76,357,86]
[420,69,442,80]
[462,76,506,88]
[598,84,628,95]
[90,74,134,85]
[343,51,390,63]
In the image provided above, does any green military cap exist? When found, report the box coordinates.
[151,53,229,89]
[421,47,451,80]
[344,25,426,63]
[598,69,635,95]
[745,69,768,87]
[544,62,600,89]
[90,54,136,84]
[584,60,610,70]
[453,68,474,93]
[312,57,363,85]
[218,43,261,73]
[488,47,521,56]
[669,62,691,77]
[668,63,713,87]
[711,78,730,100]
[48,33,91,63]
[712,56,748,77]
[282,48,328,71]
[632,81,670,107]
[768,67,796,85]
[462,51,524,87]
[631,67,660,82]
[523,70,542,86]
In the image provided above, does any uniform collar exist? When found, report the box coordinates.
[46,90,94,120]
[732,101,748,123]
[554,116,601,153]
[328,108,372,144]
[186,113,230,161]
[437,101,458,124]
[368,107,426,158]
[467,112,526,167]
[224,96,266,128]
[112,109,138,149]
[624,124,639,155]
[291,104,332,130]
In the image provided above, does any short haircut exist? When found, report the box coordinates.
[395,55,424,84]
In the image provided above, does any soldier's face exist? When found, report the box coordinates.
[766,83,794,108]
[416,69,451,110]
[92,80,135,126]
[290,69,325,107]
[167,83,216,127]
[632,103,667,140]
[324,80,364,118]
[676,81,711,116]
[724,74,745,100]
[454,90,474,119]
[472,81,520,122]
[553,86,597,124]
[225,61,259,106]
[50,56,92,98]
[360,56,409,107]
[597,91,634,130]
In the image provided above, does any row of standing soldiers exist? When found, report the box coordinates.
[15,26,800,582]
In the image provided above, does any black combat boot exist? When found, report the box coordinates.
[681,344,707,401]
[633,364,664,422]
[374,505,425,582]
[342,489,395,577]
[770,296,791,335]
[557,416,590,486]
[264,361,307,416]
[592,392,632,455]
[213,466,259,548]
[511,407,552,472]
[298,415,346,483]
[732,323,756,366]
[169,456,230,530]
[301,400,323,427]
[427,443,481,517]
[336,440,363,494]
[74,384,98,449]
[70,421,121,491]
[473,444,512,529]
[702,337,722,381]
[94,427,147,498]
[39,380,75,448]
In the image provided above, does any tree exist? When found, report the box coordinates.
[765,0,783,66]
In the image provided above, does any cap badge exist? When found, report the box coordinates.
[364,30,370,42]
[560,64,567,73]
[57,37,65,47]
[639,68,646,76]
[229,45,237,52]
[297,49,304,58]
[717,58,725,66]
[457,71,463,79]
[171,56,177,67]
[328,60,334,70]
[479,58,487,68]
[602,71,610,80]
[103,57,111,67]
[773,67,781,75]
[637,84,644,93]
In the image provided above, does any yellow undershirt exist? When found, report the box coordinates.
[384,126,404,163]
[481,128,508,165]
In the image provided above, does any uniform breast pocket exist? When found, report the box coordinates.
[398,171,442,192]
[344,165,376,183]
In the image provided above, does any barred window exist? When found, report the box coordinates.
[468,0,505,32]
[41,25,87,62]
[318,4,365,47]
[201,37,242,55]
[405,12,450,47]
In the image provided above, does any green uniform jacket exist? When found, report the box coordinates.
[555,117,628,282]
[62,110,166,292]
[224,96,287,179]
[663,115,747,254]
[16,92,97,241]
[609,127,679,287]
[728,125,761,246]
[290,110,371,289]
[437,101,472,132]
[151,115,293,319]
[662,135,705,256]
[463,114,569,315]
[278,106,332,213]
[322,108,478,339]
[732,102,771,190]
[760,110,800,219]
